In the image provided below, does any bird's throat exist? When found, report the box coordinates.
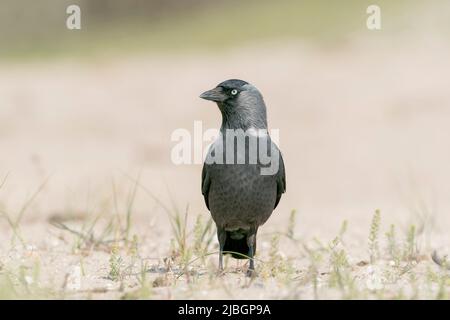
[219,103,268,132]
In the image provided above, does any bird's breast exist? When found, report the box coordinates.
[207,163,277,229]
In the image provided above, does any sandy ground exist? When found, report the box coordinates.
[0,32,450,298]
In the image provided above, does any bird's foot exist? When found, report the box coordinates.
[216,268,226,277]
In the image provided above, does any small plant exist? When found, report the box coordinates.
[50,212,120,252]
[259,235,280,278]
[403,225,417,261]
[385,224,400,264]
[1,177,49,247]
[287,209,297,239]
[50,177,144,252]
[269,235,280,263]
[436,274,448,300]
[259,234,293,279]
[124,173,140,243]
[268,235,282,274]
[123,260,152,300]
[302,244,323,300]
[338,220,348,243]
[193,215,215,262]
[368,210,381,263]
[0,261,52,299]
[108,244,123,281]
[129,234,139,257]
[168,205,192,270]
[328,237,356,298]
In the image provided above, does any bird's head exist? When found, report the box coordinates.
[200,79,268,130]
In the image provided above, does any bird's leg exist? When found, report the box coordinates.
[217,228,227,273]
[219,252,224,272]
[246,234,257,277]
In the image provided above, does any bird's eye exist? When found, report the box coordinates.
[231,89,238,96]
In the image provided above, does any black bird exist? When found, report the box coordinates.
[200,79,286,276]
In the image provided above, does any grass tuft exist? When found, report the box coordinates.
[368,210,381,264]
[108,244,123,282]
[287,209,297,239]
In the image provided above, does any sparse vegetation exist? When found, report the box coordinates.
[0,170,448,299]
[369,210,381,264]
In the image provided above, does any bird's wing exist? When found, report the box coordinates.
[274,151,286,209]
[201,140,220,211]
[201,163,211,210]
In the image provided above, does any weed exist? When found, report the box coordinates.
[193,215,215,262]
[168,205,192,269]
[108,244,123,281]
[403,225,418,261]
[302,244,323,299]
[260,235,294,279]
[124,172,140,243]
[0,177,49,247]
[385,224,400,264]
[368,210,381,263]
[287,209,297,239]
[338,220,348,244]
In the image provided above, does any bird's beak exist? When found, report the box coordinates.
[199,87,227,102]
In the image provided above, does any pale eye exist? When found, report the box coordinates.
[231,89,238,96]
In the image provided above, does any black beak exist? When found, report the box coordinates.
[199,87,227,102]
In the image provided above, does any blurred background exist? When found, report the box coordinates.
[0,0,450,245]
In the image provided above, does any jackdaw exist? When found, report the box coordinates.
[200,79,286,276]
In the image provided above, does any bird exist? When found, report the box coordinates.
[199,79,286,276]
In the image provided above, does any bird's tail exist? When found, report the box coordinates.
[223,230,251,259]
